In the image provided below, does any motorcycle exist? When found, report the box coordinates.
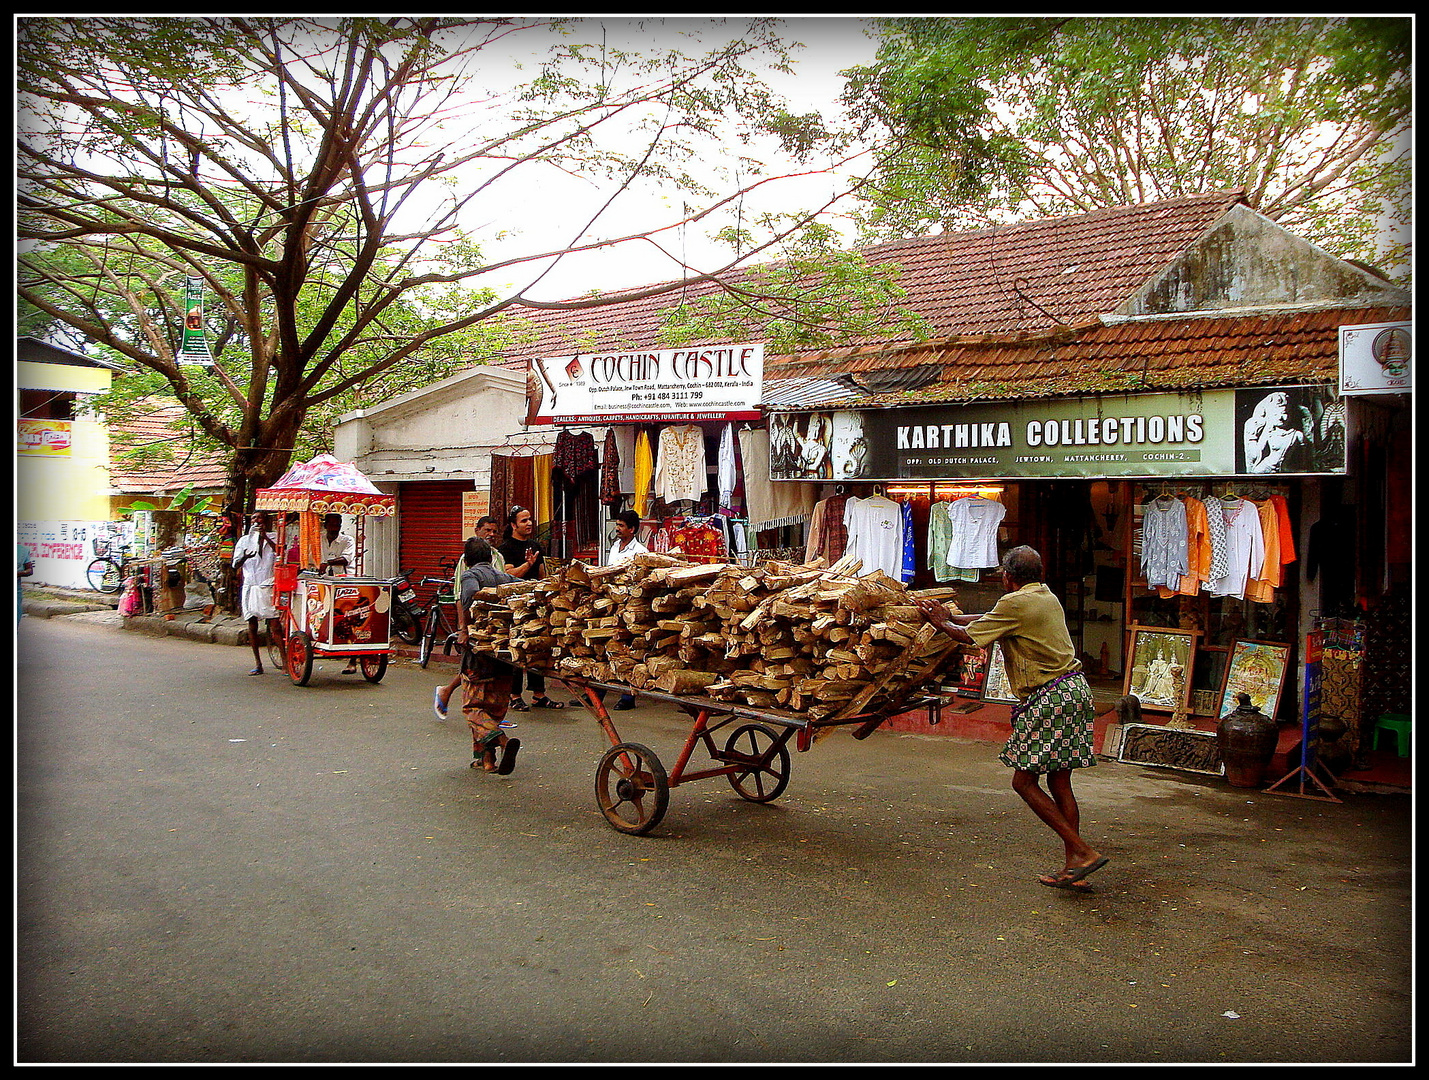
[389,569,424,644]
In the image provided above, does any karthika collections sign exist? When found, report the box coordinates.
[528,344,763,424]
[1339,321,1411,395]
[768,385,1347,481]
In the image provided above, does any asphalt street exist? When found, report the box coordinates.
[15,614,1413,1064]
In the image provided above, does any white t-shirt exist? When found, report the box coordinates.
[843,495,904,578]
[945,496,1006,570]
[607,536,650,567]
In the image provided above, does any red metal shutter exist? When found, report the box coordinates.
[398,480,473,604]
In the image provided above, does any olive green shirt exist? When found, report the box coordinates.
[966,582,1081,700]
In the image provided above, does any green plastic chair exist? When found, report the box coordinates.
[1372,713,1411,758]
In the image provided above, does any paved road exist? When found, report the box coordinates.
[16,615,1412,1064]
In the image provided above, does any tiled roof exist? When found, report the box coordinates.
[496,191,1248,360]
[107,400,229,495]
[762,305,1412,407]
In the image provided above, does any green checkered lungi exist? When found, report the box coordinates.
[998,671,1097,774]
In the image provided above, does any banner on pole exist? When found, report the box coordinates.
[178,276,215,366]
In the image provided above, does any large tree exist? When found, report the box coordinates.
[18,17,881,526]
[842,16,1412,273]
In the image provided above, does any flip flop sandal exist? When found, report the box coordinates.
[433,687,448,721]
[248,668,264,676]
[1062,856,1110,884]
[532,697,566,709]
[497,738,521,775]
[1039,873,1094,891]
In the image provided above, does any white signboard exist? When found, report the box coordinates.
[529,344,764,424]
[1339,321,1411,396]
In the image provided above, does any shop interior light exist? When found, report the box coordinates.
[884,482,1006,499]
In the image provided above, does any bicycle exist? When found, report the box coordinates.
[417,572,461,669]
[86,537,133,594]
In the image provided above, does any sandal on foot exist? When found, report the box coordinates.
[531,696,565,710]
[1039,872,1094,891]
[248,668,264,676]
[1062,855,1109,883]
[433,686,448,721]
[497,738,521,775]
[509,697,529,712]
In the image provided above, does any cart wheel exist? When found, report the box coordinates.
[724,723,791,803]
[595,742,669,835]
[287,631,313,686]
[360,654,388,683]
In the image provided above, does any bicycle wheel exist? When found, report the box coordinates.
[418,606,439,668]
[87,557,122,594]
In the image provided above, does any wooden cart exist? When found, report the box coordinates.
[515,666,946,835]
[254,456,399,687]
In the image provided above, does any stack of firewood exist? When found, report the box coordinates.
[465,553,968,721]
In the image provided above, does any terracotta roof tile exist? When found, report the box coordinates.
[762,306,1409,407]
[497,192,1247,362]
[107,400,229,495]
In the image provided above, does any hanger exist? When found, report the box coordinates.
[1220,482,1240,504]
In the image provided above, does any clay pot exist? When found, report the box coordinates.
[1217,692,1278,788]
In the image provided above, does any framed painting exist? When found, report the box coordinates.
[1123,625,1198,714]
[981,643,1018,705]
[1218,639,1292,720]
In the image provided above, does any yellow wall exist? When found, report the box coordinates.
[16,360,114,522]
[17,417,113,521]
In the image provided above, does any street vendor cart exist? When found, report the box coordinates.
[254,455,399,687]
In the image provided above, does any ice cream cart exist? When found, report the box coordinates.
[254,455,399,687]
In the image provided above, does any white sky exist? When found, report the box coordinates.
[471,16,881,301]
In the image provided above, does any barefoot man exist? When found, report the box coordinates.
[913,546,1109,890]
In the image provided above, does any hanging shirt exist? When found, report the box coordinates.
[1245,499,1283,604]
[927,500,962,582]
[1173,497,1212,597]
[843,495,904,578]
[945,496,1005,570]
[599,428,622,507]
[1205,498,1265,599]
[900,499,916,583]
[633,431,654,518]
[717,422,738,510]
[654,424,706,505]
[1140,495,1188,592]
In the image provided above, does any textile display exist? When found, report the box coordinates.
[1141,495,1189,592]
[654,424,707,505]
[945,495,1006,571]
[842,494,904,579]
[737,427,817,532]
[1205,498,1265,599]
[599,428,621,507]
[552,429,598,481]
[805,494,850,564]
[718,422,738,510]
[633,431,654,518]
[900,499,916,584]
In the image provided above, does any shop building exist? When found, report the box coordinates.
[333,192,1410,780]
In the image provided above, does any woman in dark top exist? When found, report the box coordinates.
[498,506,565,710]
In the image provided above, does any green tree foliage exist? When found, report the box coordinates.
[17,16,872,523]
[843,16,1412,273]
